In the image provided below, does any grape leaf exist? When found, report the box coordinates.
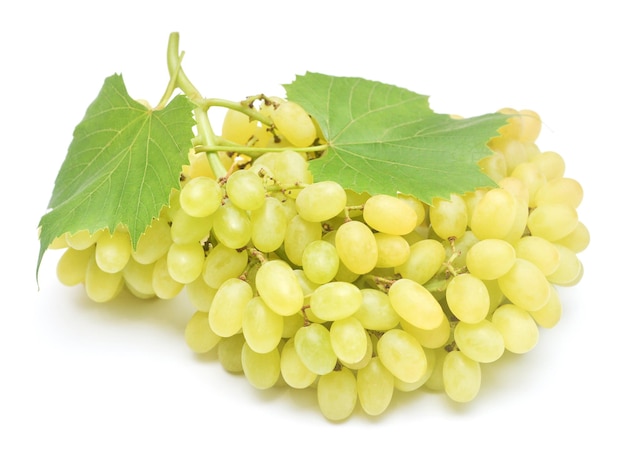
[37,74,195,276]
[284,72,509,204]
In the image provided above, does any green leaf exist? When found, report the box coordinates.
[37,74,195,276]
[284,72,509,204]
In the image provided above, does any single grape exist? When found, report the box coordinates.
[377,329,428,384]
[179,176,223,217]
[226,169,266,211]
[317,368,357,421]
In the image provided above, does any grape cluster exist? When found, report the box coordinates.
[52,100,588,421]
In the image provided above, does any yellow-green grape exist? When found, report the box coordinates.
[491,304,539,354]
[454,320,505,363]
[465,238,516,280]
[66,229,102,250]
[84,255,124,302]
[202,243,248,289]
[341,333,374,370]
[363,194,418,235]
[334,220,378,274]
[374,233,410,268]
[132,217,172,264]
[309,281,363,321]
[554,221,590,253]
[527,203,578,242]
[509,163,546,207]
[252,150,312,187]
[185,275,217,311]
[295,181,347,222]
[534,177,583,208]
[329,317,368,365]
[250,196,288,252]
[272,100,317,148]
[401,316,451,350]
[242,297,283,354]
[470,188,517,240]
[445,273,490,323]
[212,200,252,249]
[547,244,583,286]
[280,338,317,389]
[442,350,481,403]
[317,368,357,421]
[301,240,340,284]
[241,343,281,390]
[498,176,530,206]
[122,259,155,298]
[294,323,337,375]
[282,312,306,339]
[221,108,259,145]
[225,169,266,211]
[513,236,560,276]
[184,310,221,354]
[398,194,426,226]
[429,194,468,239]
[208,278,252,337]
[356,357,395,416]
[56,246,93,286]
[530,150,566,180]
[497,258,551,312]
[353,288,400,331]
[377,329,428,384]
[424,347,447,392]
[388,278,445,330]
[394,239,446,284]
[152,255,184,299]
[530,285,562,328]
[169,208,213,244]
[479,152,507,182]
[255,259,304,316]
[284,214,322,266]
[166,241,205,284]
[393,347,437,392]
[95,229,131,274]
[217,334,245,373]
[179,176,223,217]
[517,109,542,142]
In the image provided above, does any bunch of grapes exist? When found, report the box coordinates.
[51,98,588,421]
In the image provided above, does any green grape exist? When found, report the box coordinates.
[242,297,284,354]
[221,108,259,145]
[429,194,468,239]
[179,176,223,217]
[294,323,337,375]
[388,278,445,330]
[66,229,102,250]
[445,273,490,323]
[393,347,436,392]
[356,357,395,416]
[465,238,516,280]
[271,100,317,148]
[491,304,539,354]
[341,333,374,370]
[329,317,368,365]
[167,241,205,284]
[527,203,578,242]
[185,310,221,354]
[225,169,266,211]
[547,244,583,286]
[377,329,428,384]
[374,233,410,268]
[401,316,451,350]
[513,236,560,276]
[295,181,347,222]
[442,350,481,403]
[250,196,288,252]
[284,214,322,266]
[498,258,551,312]
[122,258,155,298]
[95,229,131,274]
[309,281,363,321]
[394,239,446,284]
[424,347,447,392]
[252,150,313,187]
[529,285,562,328]
[202,243,248,289]
[398,193,426,226]
[169,208,213,245]
[454,319,505,363]
[185,275,216,311]
[301,240,340,284]
[334,220,378,274]
[132,216,172,264]
[280,338,317,389]
[353,288,400,331]
[212,200,252,249]
[510,163,546,207]
[317,368,357,421]
[363,194,418,235]
[534,177,583,208]
[84,255,124,302]
[217,334,245,373]
[241,343,281,390]
[56,246,93,286]
[208,278,253,337]
[530,150,566,180]
[470,188,517,240]
[255,259,304,316]
[554,221,590,253]
[479,152,507,181]
[282,312,306,339]
[152,255,184,299]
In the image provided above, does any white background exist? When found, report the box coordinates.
[2,1,623,462]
